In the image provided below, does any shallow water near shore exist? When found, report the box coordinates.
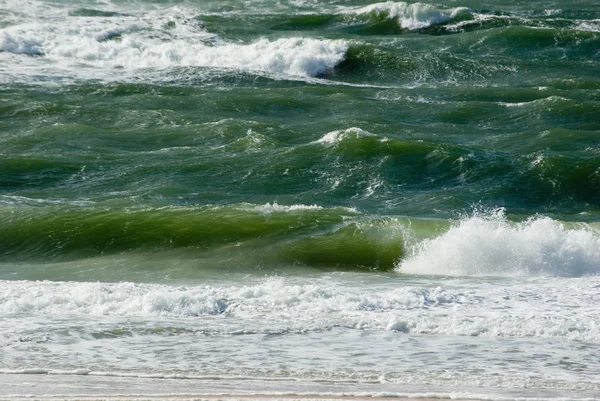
[1,0,599,399]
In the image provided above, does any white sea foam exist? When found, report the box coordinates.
[399,208,600,278]
[2,274,600,395]
[575,20,600,32]
[1,274,599,342]
[0,30,43,55]
[0,4,348,82]
[0,27,346,77]
[347,2,472,30]
[0,279,458,320]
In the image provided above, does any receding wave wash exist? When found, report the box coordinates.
[1,0,600,400]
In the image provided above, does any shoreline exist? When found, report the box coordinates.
[0,395,480,401]
[3,372,598,401]
[0,373,515,401]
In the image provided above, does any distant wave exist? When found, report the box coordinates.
[2,0,598,86]
[345,1,472,30]
[0,23,347,77]
[0,4,348,79]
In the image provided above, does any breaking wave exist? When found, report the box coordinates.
[347,1,472,30]
[0,4,348,80]
[399,208,600,277]
[0,25,347,78]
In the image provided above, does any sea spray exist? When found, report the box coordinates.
[399,208,600,277]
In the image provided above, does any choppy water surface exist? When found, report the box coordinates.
[1,0,599,399]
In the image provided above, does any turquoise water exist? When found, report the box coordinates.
[1,1,599,399]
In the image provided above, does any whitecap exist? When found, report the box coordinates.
[346,1,472,30]
[398,208,600,277]
[0,5,348,81]
[312,127,375,146]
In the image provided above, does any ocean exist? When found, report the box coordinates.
[1,0,599,399]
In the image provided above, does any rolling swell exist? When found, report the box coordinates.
[201,3,474,37]
[0,204,404,271]
[308,129,600,210]
[2,2,597,86]
[2,124,599,218]
[215,4,600,38]
[329,28,598,84]
[326,43,495,83]
[1,203,598,280]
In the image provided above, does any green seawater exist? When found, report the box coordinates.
[1,0,599,280]
[3,3,600,398]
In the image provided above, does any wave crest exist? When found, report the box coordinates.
[1,8,348,79]
[398,209,600,277]
[312,127,376,146]
[349,1,472,30]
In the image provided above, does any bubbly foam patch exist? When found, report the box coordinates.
[348,1,472,30]
[0,279,458,319]
[1,276,600,341]
[0,29,346,77]
[399,209,600,277]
